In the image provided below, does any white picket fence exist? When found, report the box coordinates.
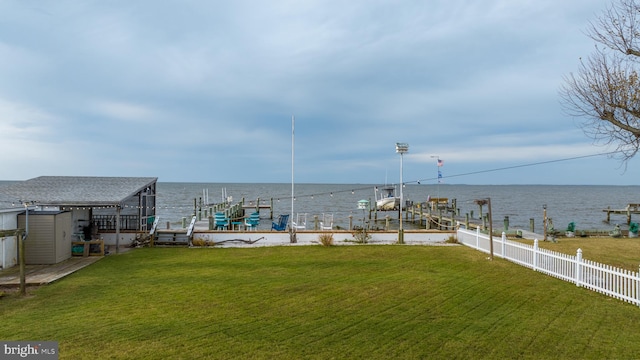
[457,228,640,306]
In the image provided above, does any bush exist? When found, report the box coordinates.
[318,233,334,246]
[191,238,214,247]
[352,229,371,244]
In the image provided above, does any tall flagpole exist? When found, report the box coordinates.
[291,115,295,232]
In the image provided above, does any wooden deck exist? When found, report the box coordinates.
[603,204,640,224]
[0,256,102,287]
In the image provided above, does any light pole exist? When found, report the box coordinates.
[395,142,408,244]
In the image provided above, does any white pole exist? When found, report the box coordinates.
[436,156,440,203]
[431,155,440,205]
[395,143,408,243]
[400,153,403,232]
[291,115,295,221]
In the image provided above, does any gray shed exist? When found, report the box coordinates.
[18,211,72,265]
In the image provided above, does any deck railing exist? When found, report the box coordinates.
[93,215,140,231]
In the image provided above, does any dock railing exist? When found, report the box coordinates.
[457,228,640,306]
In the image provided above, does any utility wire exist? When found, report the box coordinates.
[412,151,619,184]
[242,151,622,201]
[0,151,622,207]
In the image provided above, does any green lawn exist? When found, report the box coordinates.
[513,236,640,271]
[2,246,640,359]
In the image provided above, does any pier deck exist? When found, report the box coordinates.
[603,204,640,224]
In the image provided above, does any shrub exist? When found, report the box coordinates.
[318,233,334,246]
[352,229,371,244]
[191,238,213,247]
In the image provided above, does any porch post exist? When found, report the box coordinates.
[115,204,121,254]
[19,230,26,296]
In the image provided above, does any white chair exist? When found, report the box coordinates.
[292,213,307,230]
[320,213,333,230]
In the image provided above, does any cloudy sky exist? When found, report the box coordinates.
[1,0,636,185]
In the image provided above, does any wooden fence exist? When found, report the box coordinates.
[457,228,640,306]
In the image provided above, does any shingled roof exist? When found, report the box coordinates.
[0,176,157,207]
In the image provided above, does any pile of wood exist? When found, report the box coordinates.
[131,233,153,248]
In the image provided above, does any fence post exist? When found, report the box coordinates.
[501,232,506,258]
[533,239,538,272]
[637,265,640,307]
[576,248,582,287]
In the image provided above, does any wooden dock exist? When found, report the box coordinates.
[197,197,273,221]
[401,198,528,234]
[241,198,274,219]
[367,198,483,232]
[603,204,640,224]
[153,197,276,246]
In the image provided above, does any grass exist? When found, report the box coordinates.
[2,246,640,359]
[513,236,640,271]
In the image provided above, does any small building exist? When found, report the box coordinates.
[17,210,72,264]
[0,176,158,261]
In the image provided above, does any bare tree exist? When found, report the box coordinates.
[560,0,640,161]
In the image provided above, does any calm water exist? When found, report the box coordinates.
[156,183,640,232]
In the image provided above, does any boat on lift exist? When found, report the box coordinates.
[375,185,400,211]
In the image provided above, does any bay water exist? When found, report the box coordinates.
[156,183,640,233]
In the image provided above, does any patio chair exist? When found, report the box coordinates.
[271,214,289,231]
[292,213,307,230]
[320,213,333,230]
[214,212,229,230]
[244,212,260,231]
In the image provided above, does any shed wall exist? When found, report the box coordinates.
[18,212,72,265]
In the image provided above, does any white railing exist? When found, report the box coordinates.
[457,228,640,306]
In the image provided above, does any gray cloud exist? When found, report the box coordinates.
[0,0,633,184]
